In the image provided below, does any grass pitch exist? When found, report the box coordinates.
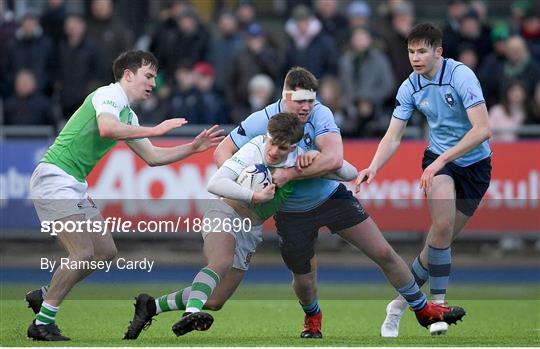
[1,283,539,346]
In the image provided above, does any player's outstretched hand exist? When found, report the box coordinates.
[153,118,188,136]
[295,150,320,172]
[354,167,377,193]
[191,125,225,153]
[252,183,275,204]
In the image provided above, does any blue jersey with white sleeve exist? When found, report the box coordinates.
[392,58,491,166]
[229,99,341,212]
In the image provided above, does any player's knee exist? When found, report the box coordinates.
[431,218,454,236]
[208,257,233,278]
[373,245,399,267]
[281,246,313,274]
[68,244,95,262]
[293,272,316,289]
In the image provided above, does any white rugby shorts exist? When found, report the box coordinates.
[30,163,100,222]
[202,199,263,271]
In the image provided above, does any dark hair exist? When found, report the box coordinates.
[112,50,158,81]
[268,112,304,146]
[284,67,318,91]
[407,23,443,48]
[500,80,527,115]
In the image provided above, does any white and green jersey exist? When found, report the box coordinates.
[41,83,141,182]
[221,135,302,221]
[222,135,302,176]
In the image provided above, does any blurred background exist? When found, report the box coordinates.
[0,0,538,290]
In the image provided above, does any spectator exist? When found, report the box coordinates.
[478,23,511,107]
[455,9,493,65]
[520,8,540,58]
[57,13,105,119]
[470,0,493,39]
[346,0,371,30]
[523,81,540,130]
[442,0,468,60]
[457,43,479,72]
[470,0,489,25]
[149,0,190,57]
[489,80,527,142]
[227,23,279,123]
[339,27,395,134]
[235,1,256,33]
[193,62,228,124]
[86,0,133,74]
[3,12,54,96]
[283,5,337,78]
[40,0,66,51]
[155,7,212,79]
[318,75,349,134]
[377,2,415,94]
[247,74,274,112]
[167,62,205,124]
[209,11,244,92]
[0,2,18,97]
[314,0,348,52]
[501,35,540,98]
[509,0,531,34]
[3,69,55,125]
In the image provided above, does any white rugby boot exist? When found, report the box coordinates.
[380,298,407,337]
[429,321,449,335]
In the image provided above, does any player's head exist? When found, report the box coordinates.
[407,23,443,77]
[282,67,318,124]
[113,50,158,101]
[265,112,304,165]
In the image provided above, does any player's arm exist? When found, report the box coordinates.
[356,117,408,188]
[272,133,343,187]
[207,166,275,204]
[419,103,491,189]
[97,114,187,140]
[299,150,358,181]
[127,125,224,166]
[213,136,239,168]
[322,160,358,181]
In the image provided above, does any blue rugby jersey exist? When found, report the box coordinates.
[229,100,341,212]
[393,58,491,166]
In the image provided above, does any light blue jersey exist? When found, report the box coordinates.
[229,100,340,212]
[393,58,491,166]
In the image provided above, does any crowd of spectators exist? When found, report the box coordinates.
[1,0,539,139]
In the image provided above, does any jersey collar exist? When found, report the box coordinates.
[114,82,131,107]
[418,58,448,87]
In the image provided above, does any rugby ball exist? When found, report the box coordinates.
[236,164,272,192]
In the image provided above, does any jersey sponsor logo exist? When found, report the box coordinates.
[231,156,248,167]
[237,124,246,136]
[102,100,119,109]
[420,99,429,108]
[444,93,455,107]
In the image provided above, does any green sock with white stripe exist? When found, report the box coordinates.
[185,267,220,313]
[155,287,191,314]
[35,302,59,325]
